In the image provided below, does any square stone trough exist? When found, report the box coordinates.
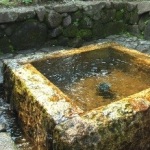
[3,43,150,150]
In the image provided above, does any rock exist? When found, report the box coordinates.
[138,1,150,15]
[16,7,36,21]
[125,9,138,25]
[0,123,6,132]
[0,7,36,23]
[5,24,19,36]
[54,3,78,13]
[144,20,150,40]
[35,6,46,22]
[138,13,149,31]
[126,2,137,12]
[83,2,106,20]
[63,25,78,38]
[0,132,17,150]
[92,21,105,38]
[46,10,62,28]
[0,37,14,53]
[72,10,83,22]
[79,16,93,29]
[68,38,83,48]
[0,24,7,29]
[0,29,5,38]
[97,82,115,99]
[61,13,68,18]
[128,25,140,36]
[104,22,127,37]
[129,10,139,25]
[58,36,69,46]
[51,26,63,38]
[98,82,111,93]
[0,8,18,23]
[100,9,116,24]
[77,29,92,40]
[63,15,72,27]
[10,21,47,50]
[112,2,127,10]
[115,9,124,21]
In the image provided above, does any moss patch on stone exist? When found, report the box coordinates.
[77,29,92,40]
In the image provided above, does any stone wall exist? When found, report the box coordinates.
[1,1,150,53]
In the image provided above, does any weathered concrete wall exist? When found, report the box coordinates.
[0,1,150,53]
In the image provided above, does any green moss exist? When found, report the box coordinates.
[79,16,93,29]
[77,29,92,40]
[72,10,83,21]
[115,9,124,21]
[63,25,78,38]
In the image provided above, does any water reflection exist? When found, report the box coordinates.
[32,49,150,111]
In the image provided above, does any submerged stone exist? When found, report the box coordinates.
[97,82,115,99]
[98,82,111,93]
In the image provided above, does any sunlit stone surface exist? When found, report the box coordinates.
[3,43,150,150]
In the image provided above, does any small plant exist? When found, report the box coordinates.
[73,19,79,27]
[0,0,11,6]
[144,20,149,25]
[21,0,32,4]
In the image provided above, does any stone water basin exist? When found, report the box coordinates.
[3,43,150,150]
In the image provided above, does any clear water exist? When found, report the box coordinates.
[32,49,150,111]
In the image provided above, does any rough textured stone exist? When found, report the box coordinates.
[68,37,83,48]
[10,21,47,50]
[0,9,18,23]
[138,13,150,31]
[63,15,72,27]
[46,10,62,28]
[0,37,13,53]
[138,1,150,15]
[58,36,69,46]
[128,25,140,36]
[115,9,125,21]
[77,29,92,40]
[129,9,139,25]
[104,22,126,36]
[16,7,36,21]
[51,26,63,38]
[54,3,78,13]
[92,21,105,38]
[126,2,137,12]
[83,2,106,20]
[112,2,127,10]
[100,9,116,23]
[35,6,46,22]
[63,25,78,38]
[4,24,19,36]
[0,29,5,38]
[79,16,93,29]
[125,9,138,25]
[144,20,150,40]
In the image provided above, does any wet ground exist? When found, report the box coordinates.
[0,34,150,149]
